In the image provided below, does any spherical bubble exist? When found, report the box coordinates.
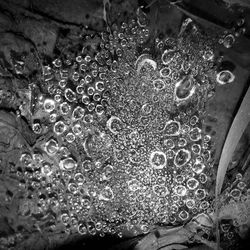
[99,186,114,201]
[174,149,191,167]
[54,94,62,103]
[174,76,195,102]
[236,173,243,180]
[175,175,185,184]
[136,7,149,27]
[74,172,85,185]
[140,224,150,234]
[65,132,75,143]
[72,72,80,81]
[20,152,33,166]
[149,151,167,169]
[141,103,153,116]
[33,152,43,163]
[87,87,95,96]
[49,112,57,123]
[83,114,93,124]
[58,79,67,88]
[53,121,67,135]
[64,88,76,102]
[72,123,82,135]
[32,123,42,134]
[43,99,56,113]
[178,210,189,221]
[191,144,201,154]
[82,95,90,105]
[216,70,235,85]
[230,188,241,199]
[189,115,199,126]
[59,157,77,171]
[78,222,87,235]
[82,159,93,171]
[76,55,83,63]
[161,49,175,65]
[93,93,101,102]
[162,120,180,136]
[166,149,175,159]
[195,188,206,200]
[59,102,71,115]
[72,106,85,120]
[85,74,92,84]
[87,102,95,112]
[41,162,53,176]
[174,185,187,196]
[76,85,85,95]
[237,181,246,190]
[95,81,105,92]
[107,116,124,134]
[153,79,165,91]
[68,182,78,194]
[191,161,205,174]
[61,213,70,225]
[185,198,195,209]
[223,34,235,49]
[199,201,209,210]
[181,124,190,134]
[160,67,171,77]
[135,54,157,73]
[178,138,187,147]
[95,104,104,115]
[59,146,70,157]
[102,165,113,180]
[95,222,102,231]
[171,204,179,213]
[203,50,214,61]
[45,138,59,155]
[163,139,175,149]
[189,127,201,141]
[187,178,199,190]
[199,173,207,184]
[53,58,62,68]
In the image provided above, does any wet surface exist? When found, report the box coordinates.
[0,1,250,250]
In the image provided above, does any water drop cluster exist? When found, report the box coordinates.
[13,11,219,237]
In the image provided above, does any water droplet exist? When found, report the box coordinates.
[53,121,67,135]
[45,138,59,155]
[43,99,56,113]
[187,178,199,190]
[216,70,235,85]
[149,151,167,169]
[59,157,77,171]
[99,186,114,201]
[64,88,76,102]
[174,185,187,196]
[174,149,191,167]
[136,7,149,27]
[223,34,235,48]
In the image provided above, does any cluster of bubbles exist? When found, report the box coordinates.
[215,17,245,86]
[219,173,249,245]
[12,8,224,237]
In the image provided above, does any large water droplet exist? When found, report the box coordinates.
[59,157,77,171]
[43,99,56,113]
[99,186,114,201]
[216,70,235,85]
[149,151,167,169]
[45,138,59,155]
[223,34,235,49]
